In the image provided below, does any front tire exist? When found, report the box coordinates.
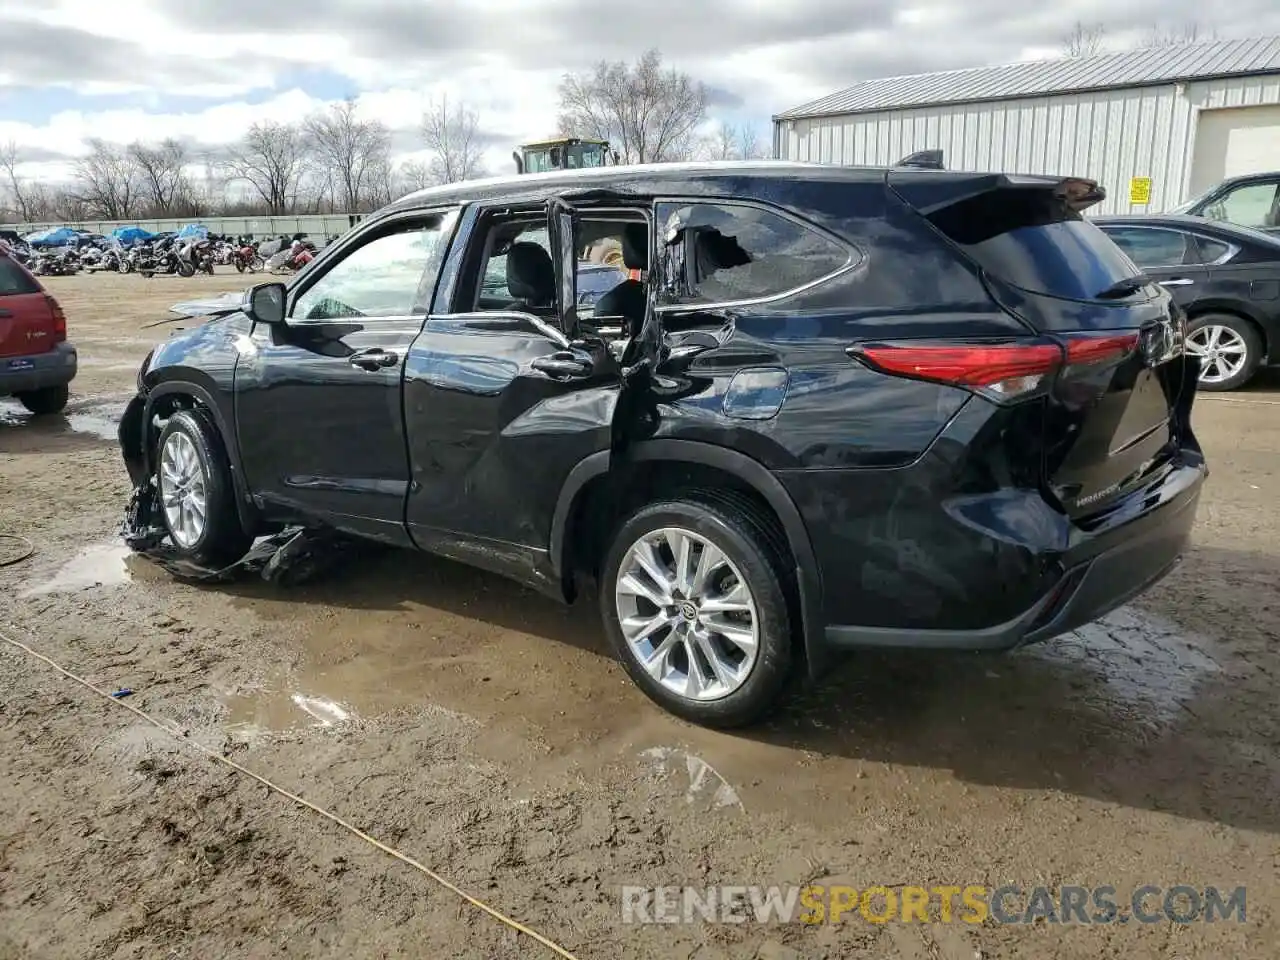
[599,494,795,728]
[17,385,69,415]
[177,260,196,278]
[1186,314,1262,391]
[155,409,252,568]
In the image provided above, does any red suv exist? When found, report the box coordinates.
[0,241,76,414]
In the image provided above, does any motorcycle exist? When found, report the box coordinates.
[137,237,182,278]
[82,244,123,272]
[30,251,80,276]
[265,239,316,275]
[232,239,264,273]
[175,238,215,276]
[211,239,237,267]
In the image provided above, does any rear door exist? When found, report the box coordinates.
[0,253,55,359]
[889,172,1192,520]
[402,199,630,594]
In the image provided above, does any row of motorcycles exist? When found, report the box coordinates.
[13,233,325,279]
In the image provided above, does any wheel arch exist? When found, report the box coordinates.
[142,379,258,534]
[550,439,830,677]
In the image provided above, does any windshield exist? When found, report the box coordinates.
[1167,191,1208,214]
[572,143,608,168]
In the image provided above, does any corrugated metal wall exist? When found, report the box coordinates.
[1,213,364,237]
[774,74,1280,214]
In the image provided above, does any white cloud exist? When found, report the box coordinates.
[3,0,1280,185]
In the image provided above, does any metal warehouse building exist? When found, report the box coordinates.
[773,36,1280,214]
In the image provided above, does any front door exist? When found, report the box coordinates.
[402,200,649,593]
[234,211,458,545]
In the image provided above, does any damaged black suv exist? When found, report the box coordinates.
[119,161,1206,728]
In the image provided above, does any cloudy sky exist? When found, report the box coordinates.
[2,0,1280,182]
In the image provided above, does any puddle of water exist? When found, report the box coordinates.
[0,398,122,441]
[640,746,745,812]
[64,411,120,441]
[221,678,358,738]
[19,542,134,597]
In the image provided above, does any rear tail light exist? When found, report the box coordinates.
[849,340,1063,401]
[45,295,67,343]
[1064,332,1139,366]
[848,332,1144,402]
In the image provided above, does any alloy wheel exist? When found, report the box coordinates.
[159,431,209,548]
[1186,324,1248,385]
[614,526,760,702]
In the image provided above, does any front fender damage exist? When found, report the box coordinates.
[118,393,367,586]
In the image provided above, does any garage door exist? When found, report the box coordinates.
[1189,104,1280,196]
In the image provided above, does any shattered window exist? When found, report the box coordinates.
[657,202,851,305]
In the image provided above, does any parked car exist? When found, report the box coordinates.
[118,162,1206,728]
[1168,171,1280,234]
[0,241,76,414]
[1095,213,1280,390]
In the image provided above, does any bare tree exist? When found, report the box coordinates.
[557,49,708,163]
[224,121,309,215]
[1062,21,1107,58]
[1,140,39,223]
[397,158,435,195]
[420,95,486,184]
[704,121,766,161]
[304,99,392,213]
[363,155,396,209]
[1146,21,1217,47]
[128,138,195,216]
[72,139,141,219]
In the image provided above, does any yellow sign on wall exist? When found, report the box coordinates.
[1129,177,1153,205]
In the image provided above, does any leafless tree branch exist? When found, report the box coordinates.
[1062,21,1107,58]
[420,95,486,185]
[224,121,310,215]
[304,99,392,213]
[557,49,709,164]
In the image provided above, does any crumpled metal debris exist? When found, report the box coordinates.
[120,479,364,585]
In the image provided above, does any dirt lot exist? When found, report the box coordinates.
[2,270,1279,959]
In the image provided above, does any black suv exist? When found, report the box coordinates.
[118,162,1207,728]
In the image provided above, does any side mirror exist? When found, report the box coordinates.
[245,281,286,325]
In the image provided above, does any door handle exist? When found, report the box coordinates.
[348,347,399,370]
[0,309,11,318]
[531,351,592,379]
[1159,278,1194,286]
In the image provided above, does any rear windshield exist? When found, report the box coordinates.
[0,257,40,296]
[925,191,1143,301]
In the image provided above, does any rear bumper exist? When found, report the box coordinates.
[819,456,1205,653]
[0,342,77,395]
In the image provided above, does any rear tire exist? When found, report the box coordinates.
[154,409,252,568]
[1187,313,1263,391]
[17,385,69,415]
[599,494,795,728]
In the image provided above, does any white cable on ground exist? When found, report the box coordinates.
[0,534,35,567]
[0,623,582,960]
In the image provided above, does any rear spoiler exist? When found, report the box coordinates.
[888,170,1106,220]
[895,149,945,170]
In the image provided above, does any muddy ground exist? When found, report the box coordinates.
[2,270,1279,959]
